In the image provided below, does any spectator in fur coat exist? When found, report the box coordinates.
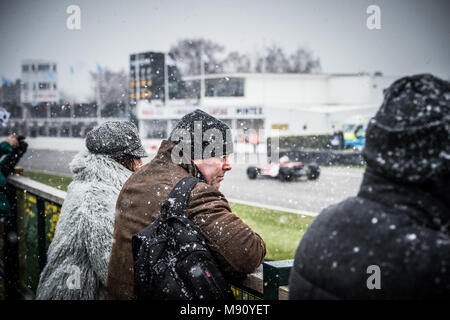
[36,121,147,300]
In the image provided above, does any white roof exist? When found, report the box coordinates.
[182,72,375,81]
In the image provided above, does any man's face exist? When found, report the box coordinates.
[193,155,232,189]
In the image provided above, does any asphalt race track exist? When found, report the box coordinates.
[18,149,365,215]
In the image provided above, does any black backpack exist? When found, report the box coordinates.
[131,176,235,300]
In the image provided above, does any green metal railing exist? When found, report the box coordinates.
[1,174,64,299]
[1,173,292,300]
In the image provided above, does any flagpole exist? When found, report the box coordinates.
[96,70,101,119]
[164,54,168,106]
[96,64,102,119]
[200,44,205,104]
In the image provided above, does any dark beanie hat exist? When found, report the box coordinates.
[86,120,148,158]
[168,109,233,160]
[363,74,450,183]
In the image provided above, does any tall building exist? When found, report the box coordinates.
[129,51,185,109]
[20,59,59,105]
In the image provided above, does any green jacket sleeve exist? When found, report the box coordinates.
[0,141,13,186]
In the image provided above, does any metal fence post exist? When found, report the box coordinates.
[36,198,47,273]
[4,185,19,300]
[262,259,293,300]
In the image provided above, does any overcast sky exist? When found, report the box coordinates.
[1,0,449,101]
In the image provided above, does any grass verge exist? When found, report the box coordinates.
[21,170,313,260]
[230,203,313,260]
[23,170,72,191]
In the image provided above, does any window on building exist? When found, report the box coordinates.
[167,66,186,99]
[29,122,38,137]
[74,103,97,117]
[60,122,71,137]
[29,103,48,118]
[53,83,57,90]
[236,118,264,130]
[38,64,50,72]
[101,102,126,118]
[53,64,57,72]
[184,80,200,99]
[22,65,29,72]
[49,127,58,136]
[143,120,168,139]
[38,123,48,136]
[72,123,84,137]
[205,78,244,97]
[51,103,70,118]
[38,82,50,90]
[129,66,136,80]
[9,104,23,118]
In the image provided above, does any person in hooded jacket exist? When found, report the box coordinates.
[289,74,450,299]
[36,121,147,300]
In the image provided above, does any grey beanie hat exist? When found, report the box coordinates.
[168,109,233,160]
[363,74,450,183]
[86,120,148,158]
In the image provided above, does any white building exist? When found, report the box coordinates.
[136,72,397,153]
[20,59,59,105]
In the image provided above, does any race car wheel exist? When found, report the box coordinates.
[279,167,294,182]
[247,166,259,179]
[307,163,320,180]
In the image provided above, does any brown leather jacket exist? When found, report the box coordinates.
[105,140,266,299]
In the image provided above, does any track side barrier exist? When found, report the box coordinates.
[1,172,292,300]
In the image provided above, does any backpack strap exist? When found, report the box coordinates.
[161,176,199,219]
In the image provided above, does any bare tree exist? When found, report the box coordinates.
[90,68,129,105]
[254,44,290,73]
[169,38,225,75]
[221,51,251,73]
[288,47,321,73]
[254,44,321,73]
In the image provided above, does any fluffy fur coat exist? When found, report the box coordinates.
[36,150,131,300]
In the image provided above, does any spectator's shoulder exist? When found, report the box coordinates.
[188,181,231,212]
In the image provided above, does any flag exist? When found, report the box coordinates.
[97,64,103,72]
[201,51,210,63]
[263,45,271,58]
[1,77,10,86]
[48,71,55,79]
[165,53,176,66]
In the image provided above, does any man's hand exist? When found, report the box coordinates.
[4,134,19,148]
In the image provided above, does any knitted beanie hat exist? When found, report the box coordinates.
[168,109,233,160]
[363,74,450,183]
[86,120,148,158]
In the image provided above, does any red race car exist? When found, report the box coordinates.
[246,156,320,181]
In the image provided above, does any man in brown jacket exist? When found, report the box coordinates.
[105,109,266,299]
